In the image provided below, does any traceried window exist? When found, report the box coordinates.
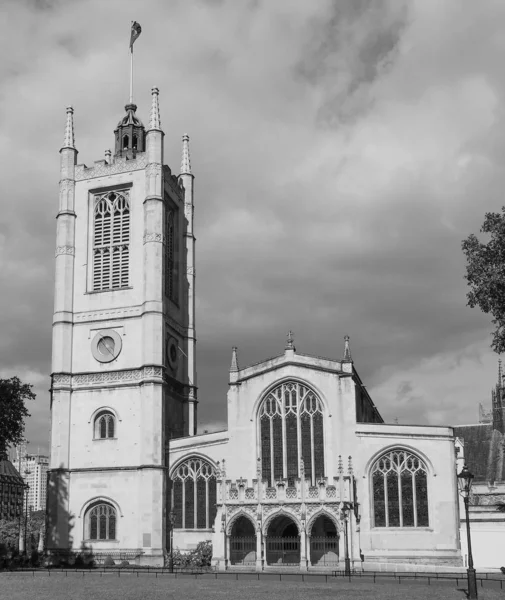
[94,411,115,439]
[165,210,175,301]
[93,190,130,291]
[371,449,429,528]
[86,502,117,540]
[259,381,324,487]
[172,458,217,529]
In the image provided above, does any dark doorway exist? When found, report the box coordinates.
[266,515,300,566]
[230,516,256,566]
[310,515,339,566]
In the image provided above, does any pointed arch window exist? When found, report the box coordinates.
[93,190,130,291]
[165,210,175,300]
[171,457,217,529]
[371,449,429,528]
[94,411,115,439]
[259,381,324,487]
[85,502,117,540]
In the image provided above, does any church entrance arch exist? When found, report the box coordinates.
[265,515,300,566]
[229,516,256,566]
[309,515,339,566]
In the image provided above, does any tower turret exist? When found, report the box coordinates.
[114,103,146,159]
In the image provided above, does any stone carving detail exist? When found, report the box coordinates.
[53,374,71,385]
[286,487,297,499]
[265,488,277,500]
[326,486,337,498]
[308,486,319,499]
[55,246,75,256]
[143,232,165,244]
[75,154,148,181]
[229,488,238,500]
[146,163,162,177]
[245,488,255,500]
[72,366,163,387]
[75,306,142,323]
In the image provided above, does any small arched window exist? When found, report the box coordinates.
[172,457,217,529]
[371,449,429,528]
[94,411,115,439]
[259,380,324,486]
[132,134,138,150]
[86,502,117,540]
[123,135,129,150]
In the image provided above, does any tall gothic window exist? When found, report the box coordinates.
[172,458,217,529]
[371,449,429,528]
[94,411,115,439]
[165,210,175,301]
[86,502,117,540]
[259,381,324,486]
[93,190,130,291]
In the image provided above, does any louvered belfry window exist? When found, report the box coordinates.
[93,190,130,291]
[165,210,175,300]
[259,381,324,487]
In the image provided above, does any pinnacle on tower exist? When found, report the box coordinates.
[180,134,192,175]
[285,330,295,351]
[230,347,239,372]
[61,106,75,150]
[148,87,161,131]
[343,335,352,362]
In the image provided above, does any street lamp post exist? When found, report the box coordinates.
[169,510,175,573]
[457,463,478,600]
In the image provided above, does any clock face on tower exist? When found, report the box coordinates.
[166,336,178,371]
[91,329,122,363]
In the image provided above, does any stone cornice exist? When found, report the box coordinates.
[75,154,148,181]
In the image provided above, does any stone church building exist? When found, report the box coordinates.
[47,90,462,570]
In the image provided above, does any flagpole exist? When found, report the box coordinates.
[130,44,133,104]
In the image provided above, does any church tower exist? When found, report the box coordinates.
[47,89,197,565]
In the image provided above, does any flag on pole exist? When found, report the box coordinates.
[130,22,142,48]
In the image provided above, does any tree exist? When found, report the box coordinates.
[462,207,505,354]
[0,377,35,459]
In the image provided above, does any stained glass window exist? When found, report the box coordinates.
[87,503,117,540]
[258,381,325,486]
[94,411,115,439]
[171,457,217,529]
[371,450,429,528]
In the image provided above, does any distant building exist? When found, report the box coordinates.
[15,450,49,512]
[453,360,505,570]
[0,459,25,520]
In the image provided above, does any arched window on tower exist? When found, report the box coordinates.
[94,410,116,439]
[123,135,129,150]
[93,190,130,291]
[371,449,429,528]
[171,457,217,529]
[259,381,324,487]
[85,502,117,540]
[165,210,175,301]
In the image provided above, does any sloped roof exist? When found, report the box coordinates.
[0,459,25,485]
[453,423,505,482]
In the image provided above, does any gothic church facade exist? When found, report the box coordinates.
[47,92,462,570]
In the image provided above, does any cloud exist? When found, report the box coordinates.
[1,0,504,455]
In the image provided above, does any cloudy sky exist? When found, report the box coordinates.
[1,0,504,456]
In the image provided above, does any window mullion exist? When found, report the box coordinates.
[384,472,389,527]
[282,397,287,480]
[412,472,418,527]
[398,466,403,527]
[206,478,209,529]
[269,417,274,487]
[194,473,197,529]
[310,415,315,486]
[182,478,186,528]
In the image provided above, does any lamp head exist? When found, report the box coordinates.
[457,463,474,497]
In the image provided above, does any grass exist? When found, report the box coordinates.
[1,572,504,600]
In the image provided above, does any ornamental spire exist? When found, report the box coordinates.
[61,106,75,150]
[180,133,192,175]
[343,335,352,362]
[230,346,239,372]
[148,87,161,131]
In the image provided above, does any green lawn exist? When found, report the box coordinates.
[1,572,504,600]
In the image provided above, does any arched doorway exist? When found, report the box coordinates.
[230,516,256,566]
[266,515,300,566]
[310,515,338,566]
